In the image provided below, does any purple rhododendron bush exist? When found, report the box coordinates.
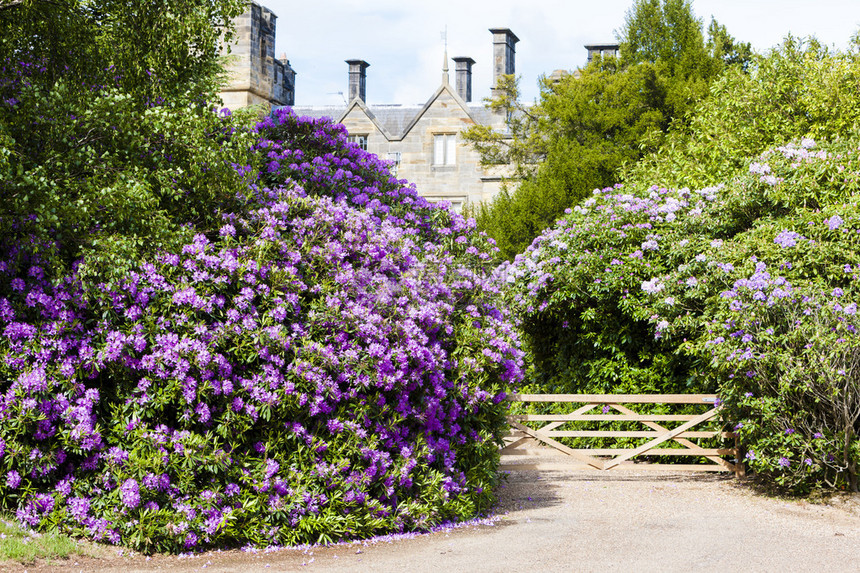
[505,135,860,493]
[504,40,860,494]
[0,108,523,551]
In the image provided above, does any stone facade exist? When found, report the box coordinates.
[291,29,518,212]
[219,2,296,109]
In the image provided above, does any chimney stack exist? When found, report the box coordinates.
[489,28,519,97]
[452,57,475,102]
[346,59,369,102]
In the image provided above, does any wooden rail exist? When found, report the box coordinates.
[501,394,744,476]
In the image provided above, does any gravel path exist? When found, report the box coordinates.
[14,454,860,573]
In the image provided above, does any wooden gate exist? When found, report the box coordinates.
[501,394,744,476]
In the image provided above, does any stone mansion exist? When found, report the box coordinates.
[218,3,519,211]
[290,29,519,212]
[219,3,617,211]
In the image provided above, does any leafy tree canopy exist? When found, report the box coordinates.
[0,0,246,104]
[464,0,750,261]
[626,35,860,189]
[0,0,254,286]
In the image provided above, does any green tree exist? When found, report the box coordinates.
[620,0,709,72]
[627,35,860,190]
[619,0,752,120]
[0,0,245,104]
[465,60,671,258]
[0,0,255,285]
[464,0,750,261]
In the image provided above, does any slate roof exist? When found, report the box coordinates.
[288,101,502,140]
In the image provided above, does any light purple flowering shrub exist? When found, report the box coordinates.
[507,136,860,492]
[502,183,709,396]
[0,110,523,550]
[705,273,860,492]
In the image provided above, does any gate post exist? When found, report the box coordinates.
[734,434,747,478]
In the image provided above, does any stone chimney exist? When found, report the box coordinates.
[489,28,519,97]
[346,59,369,102]
[452,57,475,102]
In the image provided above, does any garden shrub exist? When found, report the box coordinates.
[687,141,860,492]
[505,134,860,492]
[503,34,860,492]
[0,109,523,550]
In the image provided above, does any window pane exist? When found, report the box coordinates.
[348,135,368,151]
[434,135,444,165]
[446,134,456,165]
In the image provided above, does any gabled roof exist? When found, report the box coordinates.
[338,98,397,140]
[290,79,501,141]
[389,80,479,141]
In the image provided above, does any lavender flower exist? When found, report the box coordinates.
[774,230,805,248]
[120,479,140,509]
[6,470,21,489]
[825,215,843,230]
[641,278,664,294]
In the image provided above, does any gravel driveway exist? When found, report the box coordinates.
[15,453,860,573]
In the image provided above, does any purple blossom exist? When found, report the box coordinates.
[67,497,91,521]
[6,470,21,489]
[641,278,664,294]
[120,479,140,509]
[749,162,771,175]
[774,230,805,248]
[825,215,843,230]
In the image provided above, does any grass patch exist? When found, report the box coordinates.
[0,516,98,565]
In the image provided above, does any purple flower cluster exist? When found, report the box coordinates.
[774,230,806,248]
[0,110,523,550]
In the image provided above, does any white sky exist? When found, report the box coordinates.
[260,0,860,106]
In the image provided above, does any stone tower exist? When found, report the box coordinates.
[219,1,296,109]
